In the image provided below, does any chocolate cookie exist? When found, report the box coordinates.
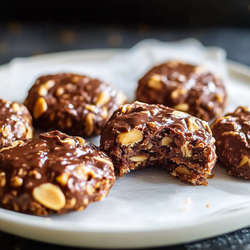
[136,61,227,121]
[211,106,250,179]
[100,101,217,185]
[24,73,127,136]
[0,99,33,147]
[0,130,115,215]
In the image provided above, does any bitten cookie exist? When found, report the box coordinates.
[211,106,250,179]
[100,101,217,185]
[0,131,115,215]
[24,73,127,136]
[136,61,227,121]
[0,99,33,147]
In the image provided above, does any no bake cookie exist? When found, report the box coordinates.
[0,131,115,215]
[211,106,250,179]
[0,99,33,147]
[24,73,127,136]
[101,101,217,185]
[136,61,227,121]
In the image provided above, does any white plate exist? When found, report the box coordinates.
[1,45,250,249]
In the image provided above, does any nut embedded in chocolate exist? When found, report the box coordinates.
[100,101,217,185]
[0,99,33,147]
[0,130,115,215]
[136,61,227,121]
[211,106,250,179]
[24,73,127,136]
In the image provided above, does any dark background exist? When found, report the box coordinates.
[1,1,250,249]
[1,0,250,27]
[0,0,250,66]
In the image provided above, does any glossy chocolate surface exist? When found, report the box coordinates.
[24,73,127,136]
[0,131,115,215]
[101,101,217,185]
[136,61,227,121]
[211,106,250,178]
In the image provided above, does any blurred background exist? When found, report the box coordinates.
[0,0,250,66]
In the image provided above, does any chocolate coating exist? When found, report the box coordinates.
[100,101,217,185]
[24,73,127,136]
[0,99,33,147]
[0,131,115,215]
[211,106,250,178]
[136,61,227,121]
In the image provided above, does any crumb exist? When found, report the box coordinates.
[181,197,193,211]
[184,197,192,205]
[206,204,210,208]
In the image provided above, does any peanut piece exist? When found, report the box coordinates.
[69,198,76,207]
[121,104,132,113]
[85,105,96,112]
[204,122,212,133]
[0,173,6,187]
[85,113,94,136]
[173,103,189,112]
[130,155,147,162]
[75,165,93,180]
[145,143,153,149]
[61,138,75,146]
[181,141,193,157]
[62,94,70,99]
[85,185,95,195]
[171,89,187,99]
[147,122,158,129]
[147,74,162,90]
[83,198,89,206]
[222,131,240,136]
[33,183,66,211]
[1,125,11,137]
[44,80,55,89]
[76,137,86,146]
[101,107,108,119]
[72,76,80,82]
[66,118,72,128]
[0,140,23,152]
[96,92,110,106]
[38,80,55,96]
[50,112,55,121]
[56,173,70,186]
[26,126,33,138]
[188,117,200,132]
[167,61,183,67]
[33,97,47,119]
[65,198,76,208]
[215,94,223,103]
[175,165,191,176]
[194,66,207,74]
[117,129,143,146]
[13,203,19,212]
[56,87,64,96]
[161,136,172,146]
[10,176,23,187]
[29,170,41,179]
[38,86,48,96]
[12,103,21,112]
[239,155,250,166]
[172,110,187,118]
